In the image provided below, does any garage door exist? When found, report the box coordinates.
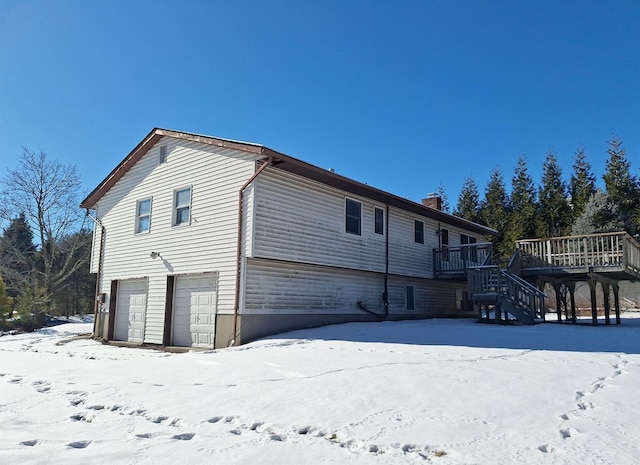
[114,278,147,343]
[172,273,217,348]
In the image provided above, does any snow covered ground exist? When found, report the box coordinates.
[1,315,639,465]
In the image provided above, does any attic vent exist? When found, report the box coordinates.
[159,145,167,164]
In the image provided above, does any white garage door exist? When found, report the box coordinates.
[114,278,147,343]
[172,273,217,348]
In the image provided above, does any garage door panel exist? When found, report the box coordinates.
[172,273,217,348]
[114,279,147,343]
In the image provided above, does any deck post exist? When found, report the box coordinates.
[588,277,598,325]
[568,282,577,323]
[552,283,562,323]
[613,283,621,325]
[602,282,611,325]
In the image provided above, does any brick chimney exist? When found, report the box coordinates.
[422,193,442,211]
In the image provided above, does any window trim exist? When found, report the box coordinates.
[374,206,385,235]
[345,197,362,236]
[414,219,425,244]
[135,197,152,234]
[173,186,192,227]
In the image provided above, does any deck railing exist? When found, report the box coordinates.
[515,232,640,273]
[433,242,493,275]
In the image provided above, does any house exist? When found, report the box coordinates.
[80,128,496,349]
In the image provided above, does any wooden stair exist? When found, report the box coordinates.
[469,265,546,325]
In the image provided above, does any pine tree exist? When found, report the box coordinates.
[602,135,639,234]
[538,150,572,237]
[435,183,450,213]
[0,213,36,299]
[569,146,596,219]
[504,156,539,249]
[572,190,630,235]
[454,176,481,223]
[0,276,13,323]
[480,168,511,262]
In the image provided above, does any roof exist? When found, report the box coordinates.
[80,128,497,236]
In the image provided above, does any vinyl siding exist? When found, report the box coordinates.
[92,137,259,344]
[252,168,473,279]
[244,258,465,317]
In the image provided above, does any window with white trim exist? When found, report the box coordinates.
[174,187,191,226]
[345,198,362,235]
[135,198,151,233]
[374,206,384,235]
[414,219,424,244]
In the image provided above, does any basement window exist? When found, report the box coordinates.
[345,198,362,235]
[406,285,415,311]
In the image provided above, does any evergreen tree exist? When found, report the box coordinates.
[435,183,450,213]
[454,176,481,223]
[538,150,572,237]
[602,135,639,234]
[0,276,13,324]
[572,190,630,235]
[569,146,596,219]
[480,168,511,262]
[504,156,539,249]
[0,213,36,299]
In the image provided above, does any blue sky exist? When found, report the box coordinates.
[1,0,639,209]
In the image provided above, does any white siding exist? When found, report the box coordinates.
[252,168,459,279]
[94,137,259,344]
[244,258,464,317]
[245,258,385,315]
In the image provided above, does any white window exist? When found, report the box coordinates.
[174,187,191,226]
[374,207,384,235]
[135,198,152,233]
[345,198,362,235]
[414,219,424,244]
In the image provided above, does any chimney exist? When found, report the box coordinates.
[422,193,442,211]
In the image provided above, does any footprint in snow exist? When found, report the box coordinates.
[20,440,38,447]
[560,427,579,439]
[67,440,91,449]
[538,444,555,453]
[172,433,195,441]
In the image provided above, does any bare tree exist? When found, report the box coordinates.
[0,148,88,314]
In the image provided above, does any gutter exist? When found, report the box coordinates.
[231,156,273,346]
[85,210,105,337]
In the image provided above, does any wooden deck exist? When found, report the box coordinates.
[433,242,493,279]
[513,232,640,281]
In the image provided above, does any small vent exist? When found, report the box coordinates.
[159,145,167,164]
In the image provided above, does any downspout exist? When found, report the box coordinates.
[85,210,105,338]
[231,156,273,346]
[358,203,390,320]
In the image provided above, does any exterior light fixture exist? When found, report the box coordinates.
[150,251,161,259]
